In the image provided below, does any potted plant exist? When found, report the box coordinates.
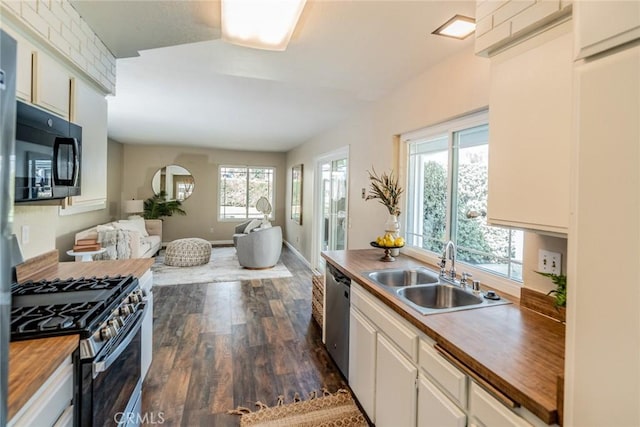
[143,191,187,220]
[535,271,567,307]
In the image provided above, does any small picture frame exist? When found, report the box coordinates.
[291,164,303,225]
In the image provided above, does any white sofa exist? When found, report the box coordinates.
[75,218,162,260]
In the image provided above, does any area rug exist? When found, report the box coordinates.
[229,389,368,427]
[151,246,292,286]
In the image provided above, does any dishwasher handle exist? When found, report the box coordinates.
[328,264,351,287]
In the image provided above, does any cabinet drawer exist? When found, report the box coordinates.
[53,405,74,427]
[419,340,468,408]
[351,283,418,361]
[9,357,74,427]
[469,381,532,427]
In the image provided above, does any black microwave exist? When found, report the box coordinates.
[14,101,81,202]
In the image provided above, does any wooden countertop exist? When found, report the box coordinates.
[8,335,79,420]
[21,258,154,282]
[322,249,565,425]
[9,257,154,420]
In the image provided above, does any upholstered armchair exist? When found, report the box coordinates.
[235,226,283,269]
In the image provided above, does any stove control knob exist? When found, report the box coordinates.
[100,325,117,340]
[128,294,140,304]
[108,319,121,332]
[119,305,133,316]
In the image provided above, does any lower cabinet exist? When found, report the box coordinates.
[418,374,466,427]
[375,334,418,427]
[8,356,74,427]
[347,280,554,427]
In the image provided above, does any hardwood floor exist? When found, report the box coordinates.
[141,247,346,426]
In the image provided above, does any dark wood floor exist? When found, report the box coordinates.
[141,246,346,426]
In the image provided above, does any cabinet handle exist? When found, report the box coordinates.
[434,344,519,409]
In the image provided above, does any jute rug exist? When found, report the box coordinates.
[151,246,292,286]
[229,389,368,427]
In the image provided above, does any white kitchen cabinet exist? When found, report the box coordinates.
[348,308,377,422]
[418,374,466,427]
[575,0,640,59]
[566,44,640,426]
[419,340,468,408]
[33,50,72,119]
[62,77,108,212]
[469,381,532,427]
[2,26,34,101]
[375,333,418,427]
[8,356,74,427]
[487,22,572,234]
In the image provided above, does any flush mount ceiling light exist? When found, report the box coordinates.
[432,14,476,40]
[221,0,307,51]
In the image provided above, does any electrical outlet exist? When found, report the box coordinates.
[21,225,29,244]
[538,249,561,275]
[361,188,366,199]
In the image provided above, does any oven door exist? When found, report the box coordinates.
[80,303,147,427]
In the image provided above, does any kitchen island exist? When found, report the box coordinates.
[323,249,565,426]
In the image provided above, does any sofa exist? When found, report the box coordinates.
[74,217,162,260]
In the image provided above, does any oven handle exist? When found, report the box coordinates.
[92,302,148,378]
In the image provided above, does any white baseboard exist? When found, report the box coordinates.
[283,240,312,270]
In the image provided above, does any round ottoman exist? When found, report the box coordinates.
[164,238,211,267]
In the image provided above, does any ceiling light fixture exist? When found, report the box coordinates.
[432,15,476,40]
[221,0,307,51]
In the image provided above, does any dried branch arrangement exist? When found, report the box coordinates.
[365,168,403,217]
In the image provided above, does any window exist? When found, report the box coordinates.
[404,112,523,282]
[219,166,275,220]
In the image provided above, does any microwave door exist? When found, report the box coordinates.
[53,137,79,187]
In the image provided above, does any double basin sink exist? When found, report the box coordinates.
[363,267,510,315]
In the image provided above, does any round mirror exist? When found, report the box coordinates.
[151,165,194,201]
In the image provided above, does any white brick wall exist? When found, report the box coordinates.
[1,0,116,93]
[475,0,572,56]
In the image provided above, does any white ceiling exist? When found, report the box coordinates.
[71,1,476,152]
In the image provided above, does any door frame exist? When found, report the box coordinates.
[312,146,350,273]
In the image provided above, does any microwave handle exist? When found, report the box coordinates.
[53,137,80,186]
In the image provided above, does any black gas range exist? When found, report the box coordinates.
[10,275,147,427]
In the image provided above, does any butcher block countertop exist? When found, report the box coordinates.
[9,256,155,419]
[322,249,565,425]
[8,335,79,420]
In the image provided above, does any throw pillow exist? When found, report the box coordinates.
[243,219,263,234]
[116,218,149,237]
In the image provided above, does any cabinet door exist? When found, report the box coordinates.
[418,374,466,427]
[69,78,108,207]
[349,308,377,422]
[375,334,418,427]
[575,1,640,59]
[33,51,71,119]
[469,382,532,427]
[487,24,572,234]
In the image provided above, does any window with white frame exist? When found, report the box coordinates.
[404,112,523,281]
[219,166,275,220]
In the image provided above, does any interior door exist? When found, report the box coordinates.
[314,148,348,272]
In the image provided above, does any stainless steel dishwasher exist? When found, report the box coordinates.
[325,263,351,378]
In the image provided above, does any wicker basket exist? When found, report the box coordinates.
[311,273,324,328]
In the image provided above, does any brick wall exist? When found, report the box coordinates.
[2,0,116,93]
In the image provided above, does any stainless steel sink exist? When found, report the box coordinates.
[363,267,439,288]
[396,283,511,315]
[398,284,482,309]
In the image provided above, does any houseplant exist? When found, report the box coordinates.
[143,191,186,220]
[535,271,567,307]
[366,168,405,251]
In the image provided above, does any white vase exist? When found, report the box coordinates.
[384,214,401,257]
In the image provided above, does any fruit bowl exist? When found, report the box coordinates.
[370,241,405,262]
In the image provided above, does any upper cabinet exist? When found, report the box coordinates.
[475,0,572,57]
[486,22,573,235]
[33,51,73,120]
[574,1,640,59]
[2,25,34,102]
[68,78,108,208]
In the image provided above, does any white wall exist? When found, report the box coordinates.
[285,44,567,292]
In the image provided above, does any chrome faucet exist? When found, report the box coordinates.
[441,240,456,282]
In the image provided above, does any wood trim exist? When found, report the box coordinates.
[15,250,59,282]
[520,287,566,323]
[557,374,564,426]
[434,344,518,409]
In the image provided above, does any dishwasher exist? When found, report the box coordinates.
[325,263,351,378]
